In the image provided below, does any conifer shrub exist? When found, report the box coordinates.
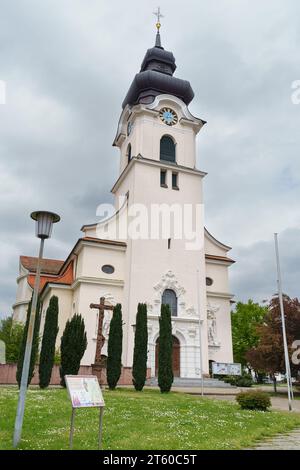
[132,303,148,391]
[107,304,123,390]
[39,296,59,388]
[60,314,87,387]
[158,304,173,393]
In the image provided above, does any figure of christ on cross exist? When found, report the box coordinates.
[90,297,114,383]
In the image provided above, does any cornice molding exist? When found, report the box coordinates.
[71,277,124,289]
[111,155,206,194]
[206,291,234,300]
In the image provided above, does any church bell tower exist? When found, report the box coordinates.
[111,12,210,377]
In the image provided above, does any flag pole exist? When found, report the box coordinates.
[274,233,293,411]
[197,270,204,396]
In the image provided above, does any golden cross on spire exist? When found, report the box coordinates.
[153,6,164,31]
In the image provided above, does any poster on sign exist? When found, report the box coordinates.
[65,375,105,449]
[212,362,242,376]
[65,375,105,408]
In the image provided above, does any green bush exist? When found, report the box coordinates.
[54,349,61,365]
[236,375,253,387]
[222,375,236,384]
[222,374,253,387]
[0,316,24,363]
[236,391,271,411]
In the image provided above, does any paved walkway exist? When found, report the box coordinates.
[251,428,300,450]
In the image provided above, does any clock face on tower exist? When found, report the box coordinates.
[159,107,178,126]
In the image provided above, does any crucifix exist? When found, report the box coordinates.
[90,297,114,366]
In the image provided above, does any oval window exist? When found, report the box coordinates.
[206,277,213,286]
[102,265,115,274]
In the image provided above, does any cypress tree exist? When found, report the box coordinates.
[16,296,41,387]
[158,304,173,393]
[107,304,123,390]
[60,314,87,387]
[39,296,59,389]
[132,303,148,391]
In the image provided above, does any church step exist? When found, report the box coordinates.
[146,377,235,388]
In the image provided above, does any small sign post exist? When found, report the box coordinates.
[65,375,105,450]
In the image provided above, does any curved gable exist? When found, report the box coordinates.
[204,228,232,257]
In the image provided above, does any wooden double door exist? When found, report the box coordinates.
[155,336,180,377]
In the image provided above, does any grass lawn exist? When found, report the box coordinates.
[1,386,300,450]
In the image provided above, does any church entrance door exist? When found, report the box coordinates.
[155,336,180,377]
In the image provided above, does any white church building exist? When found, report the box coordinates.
[13,25,235,379]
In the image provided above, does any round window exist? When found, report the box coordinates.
[102,265,115,274]
[206,277,213,286]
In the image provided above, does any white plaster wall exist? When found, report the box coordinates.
[76,244,125,280]
[13,266,33,323]
[205,262,230,295]
[40,287,73,350]
[204,235,229,257]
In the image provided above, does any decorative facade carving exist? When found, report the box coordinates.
[154,270,186,297]
[153,270,197,318]
[207,302,220,347]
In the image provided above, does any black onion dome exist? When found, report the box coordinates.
[122,32,194,109]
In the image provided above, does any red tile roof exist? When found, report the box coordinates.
[27,261,74,292]
[20,256,64,275]
[205,254,235,264]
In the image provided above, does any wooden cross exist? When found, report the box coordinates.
[90,297,114,365]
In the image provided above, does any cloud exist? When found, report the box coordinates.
[0,0,300,315]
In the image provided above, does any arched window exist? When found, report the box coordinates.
[127,144,132,164]
[162,289,178,317]
[160,136,176,163]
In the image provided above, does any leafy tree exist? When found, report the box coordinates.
[231,300,267,368]
[158,304,173,393]
[132,303,148,391]
[107,304,123,390]
[0,316,24,363]
[60,314,87,387]
[16,297,41,387]
[54,348,61,365]
[39,296,59,389]
[246,295,300,392]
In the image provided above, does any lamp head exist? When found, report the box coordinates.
[30,211,60,239]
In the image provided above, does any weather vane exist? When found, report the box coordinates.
[153,7,164,31]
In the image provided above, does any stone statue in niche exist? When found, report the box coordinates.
[207,303,220,346]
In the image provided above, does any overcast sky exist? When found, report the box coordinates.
[1,0,300,316]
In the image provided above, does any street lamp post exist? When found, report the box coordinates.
[13,211,60,448]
